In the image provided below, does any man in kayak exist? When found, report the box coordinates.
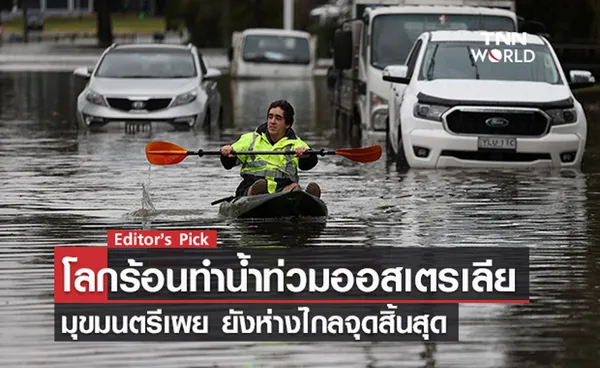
[220,99,321,198]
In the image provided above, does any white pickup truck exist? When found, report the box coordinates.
[382,30,595,170]
[328,0,522,144]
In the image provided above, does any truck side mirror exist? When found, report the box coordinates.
[333,29,353,70]
[382,65,410,84]
[569,70,595,89]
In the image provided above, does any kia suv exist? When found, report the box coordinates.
[74,43,223,132]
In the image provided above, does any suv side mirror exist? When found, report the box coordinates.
[333,29,353,70]
[205,67,221,80]
[569,70,595,89]
[73,67,91,78]
[382,65,409,84]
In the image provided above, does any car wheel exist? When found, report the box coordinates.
[396,128,409,171]
[385,118,396,162]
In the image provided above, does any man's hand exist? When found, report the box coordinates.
[295,147,310,158]
[221,145,236,158]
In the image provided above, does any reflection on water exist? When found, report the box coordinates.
[229,79,317,130]
[0,71,600,367]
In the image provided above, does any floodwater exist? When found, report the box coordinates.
[1,70,600,368]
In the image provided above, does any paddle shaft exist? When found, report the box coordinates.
[151,149,339,157]
[146,141,382,164]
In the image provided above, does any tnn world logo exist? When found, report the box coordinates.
[470,32,536,63]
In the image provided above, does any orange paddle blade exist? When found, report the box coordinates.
[145,141,190,165]
[335,145,382,163]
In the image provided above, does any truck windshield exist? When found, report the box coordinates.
[371,14,517,69]
[418,41,562,84]
[242,35,311,65]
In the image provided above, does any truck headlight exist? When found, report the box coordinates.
[370,92,387,107]
[173,90,198,106]
[546,108,577,125]
[85,90,106,106]
[371,104,388,131]
[413,103,449,122]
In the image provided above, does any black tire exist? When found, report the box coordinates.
[396,126,410,171]
[385,118,396,162]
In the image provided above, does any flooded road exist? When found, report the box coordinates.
[1,71,600,367]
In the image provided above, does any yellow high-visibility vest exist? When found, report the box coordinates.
[232,127,310,193]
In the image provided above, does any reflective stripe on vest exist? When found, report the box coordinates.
[241,133,299,183]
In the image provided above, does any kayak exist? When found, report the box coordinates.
[217,189,328,219]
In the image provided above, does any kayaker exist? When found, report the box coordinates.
[220,99,321,198]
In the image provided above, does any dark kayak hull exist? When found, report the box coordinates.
[218,190,328,219]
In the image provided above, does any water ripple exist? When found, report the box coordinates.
[0,72,599,367]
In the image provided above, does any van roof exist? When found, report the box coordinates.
[241,28,311,38]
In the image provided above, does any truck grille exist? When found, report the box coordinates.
[445,109,550,136]
[106,98,172,112]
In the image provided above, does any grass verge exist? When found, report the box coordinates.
[2,13,167,33]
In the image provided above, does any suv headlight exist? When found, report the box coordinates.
[85,90,106,106]
[546,107,577,125]
[173,90,198,106]
[413,103,449,122]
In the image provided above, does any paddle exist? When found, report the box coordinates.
[145,141,383,166]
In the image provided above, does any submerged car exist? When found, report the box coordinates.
[228,28,317,79]
[383,30,594,170]
[74,43,223,131]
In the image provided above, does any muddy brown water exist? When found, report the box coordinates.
[1,71,599,367]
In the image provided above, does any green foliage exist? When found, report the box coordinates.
[181,0,284,48]
[164,0,184,31]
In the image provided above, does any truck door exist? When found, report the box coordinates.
[390,38,423,147]
[230,32,243,78]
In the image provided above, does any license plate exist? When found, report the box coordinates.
[478,137,517,151]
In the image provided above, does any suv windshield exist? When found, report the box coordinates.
[242,35,311,64]
[418,41,562,84]
[95,49,197,78]
[371,14,516,69]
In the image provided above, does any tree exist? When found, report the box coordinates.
[585,0,600,40]
[181,0,284,48]
[94,0,114,47]
[0,0,13,32]
[0,0,12,12]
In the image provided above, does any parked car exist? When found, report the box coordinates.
[383,30,594,170]
[74,43,223,132]
[228,28,317,79]
[27,13,44,31]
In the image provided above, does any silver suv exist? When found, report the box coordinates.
[74,43,223,132]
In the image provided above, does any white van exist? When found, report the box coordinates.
[228,28,317,79]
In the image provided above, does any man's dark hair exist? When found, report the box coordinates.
[268,99,295,126]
